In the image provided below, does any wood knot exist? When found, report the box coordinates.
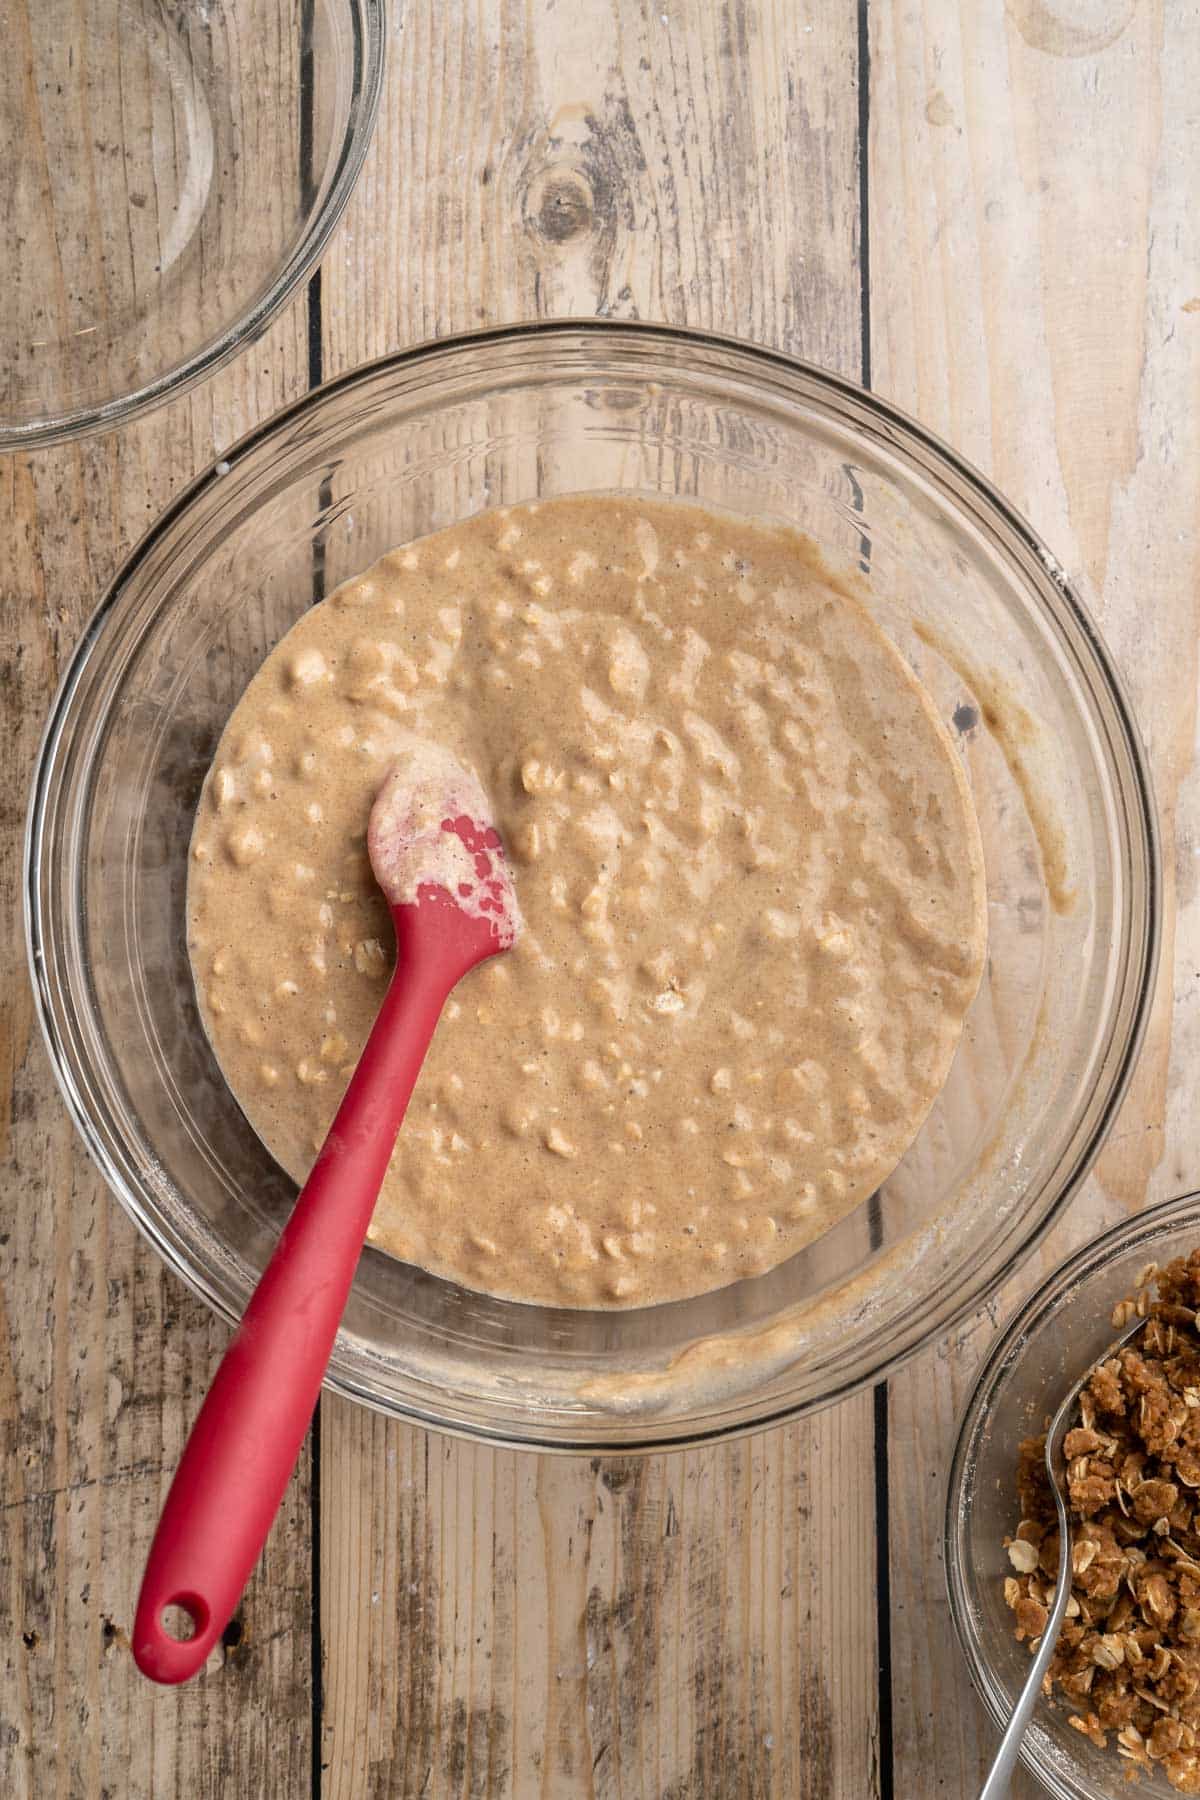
[598,1459,638,1494]
[527,168,595,243]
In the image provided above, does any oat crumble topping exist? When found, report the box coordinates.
[1004,1250,1200,1791]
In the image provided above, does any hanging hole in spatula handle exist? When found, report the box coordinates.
[134,1591,214,1683]
[160,1599,202,1642]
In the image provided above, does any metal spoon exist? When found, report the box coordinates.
[978,1313,1145,1799]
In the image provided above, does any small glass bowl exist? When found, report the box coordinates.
[26,322,1159,1449]
[946,1192,1200,1799]
[1,0,383,450]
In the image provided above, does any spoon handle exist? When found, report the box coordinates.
[979,1499,1073,1798]
[132,954,450,1684]
[978,1594,1068,1799]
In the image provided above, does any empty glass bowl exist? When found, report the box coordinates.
[946,1192,1200,1800]
[26,323,1159,1448]
[2,0,383,450]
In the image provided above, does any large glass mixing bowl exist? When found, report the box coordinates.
[2,0,383,450]
[25,323,1159,1449]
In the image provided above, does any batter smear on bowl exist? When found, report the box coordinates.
[187,496,987,1308]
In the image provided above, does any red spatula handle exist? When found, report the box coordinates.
[132,950,452,1684]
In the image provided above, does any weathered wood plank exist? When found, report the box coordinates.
[2,0,324,1786]
[318,3,874,1795]
[0,266,315,1800]
[869,1,1200,1790]
[320,1402,877,1799]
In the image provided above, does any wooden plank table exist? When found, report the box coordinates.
[2,3,1197,1794]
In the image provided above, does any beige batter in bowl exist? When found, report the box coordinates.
[186,496,988,1312]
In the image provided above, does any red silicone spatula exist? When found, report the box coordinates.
[133,744,520,1684]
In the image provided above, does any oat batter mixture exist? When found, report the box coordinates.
[187,497,987,1309]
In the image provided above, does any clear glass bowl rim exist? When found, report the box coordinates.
[943,1189,1200,1796]
[25,319,1162,1449]
[2,0,386,453]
